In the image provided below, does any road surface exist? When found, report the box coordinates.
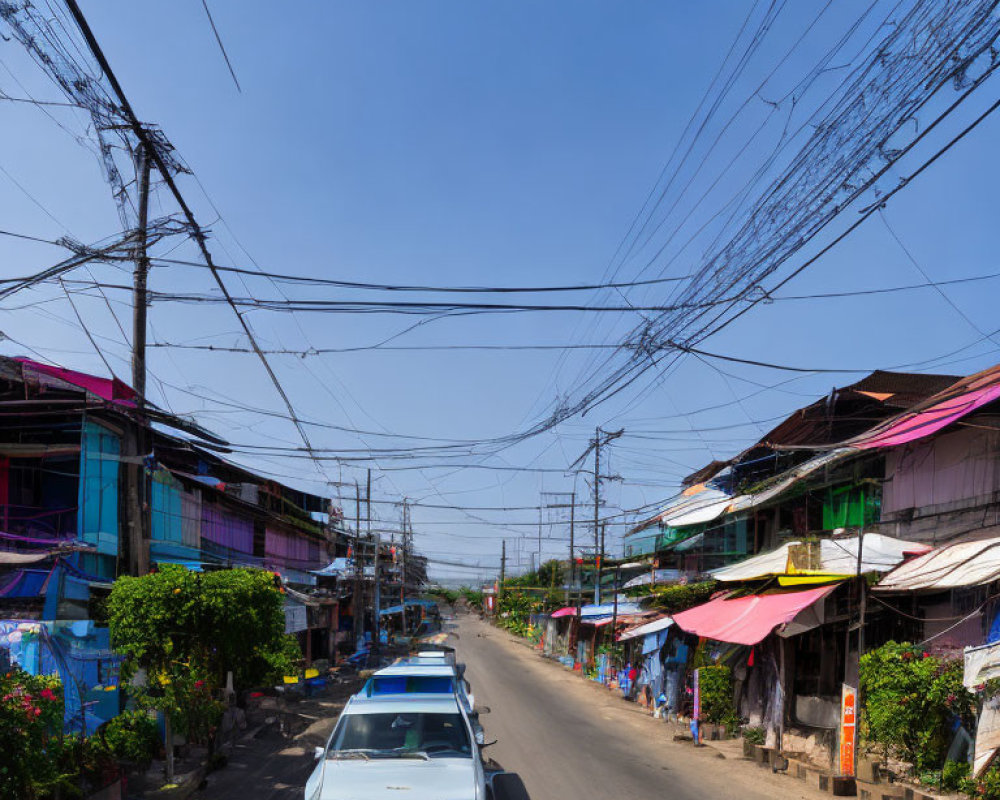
[454,610,824,800]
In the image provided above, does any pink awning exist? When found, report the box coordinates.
[671,585,838,646]
[550,606,577,618]
[16,358,136,407]
[851,365,1000,449]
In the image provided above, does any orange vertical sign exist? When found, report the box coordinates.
[840,684,857,776]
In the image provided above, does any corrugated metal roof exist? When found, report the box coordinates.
[727,448,855,513]
[850,363,1000,450]
[618,615,672,641]
[680,370,959,485]
[874,536,1000,592]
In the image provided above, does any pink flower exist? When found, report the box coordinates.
[194,680,205,689]
[33,707,41,717]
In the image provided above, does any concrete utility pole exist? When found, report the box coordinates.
[499,539,506,603]
[354,480,363,643]
[593,426,600,604]
[366,468,373,636]
[400,500,408,637]
[567,491,575,605]
[537,506,542,569]
[372,533,381,660]
[597,521,606,606]
[125,145,152,578]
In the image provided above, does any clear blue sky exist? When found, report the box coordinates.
[2,1,999,582]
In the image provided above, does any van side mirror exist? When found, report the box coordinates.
[314,746,325,761]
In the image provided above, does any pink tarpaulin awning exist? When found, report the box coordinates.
[550,607,577,618]
[671,585,839,646]
[850,365,1000,449]
[16,358,136,407]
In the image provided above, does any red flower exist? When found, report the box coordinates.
[40,688,56,702]
[33,707,41,717]
[922,651,930,659]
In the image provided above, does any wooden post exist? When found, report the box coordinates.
[125,144,152,577]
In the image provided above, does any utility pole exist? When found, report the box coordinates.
[499,540,506,602]
[400,501,408,637]
[567,492,575,605]
[593,427,600,604]
[597,521,606,606]
[366,468,373,636]
[372,533,381,661]
[354,480,362,643]
[125,145,152,578]
[537,505,542,571]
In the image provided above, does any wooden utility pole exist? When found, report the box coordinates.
[125,145,152,578]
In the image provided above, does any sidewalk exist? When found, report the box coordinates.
[191,677,362,800]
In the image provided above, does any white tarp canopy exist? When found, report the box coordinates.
[628,486,734,537]
[875,536,1000,592]
[623,569,681,589]
[619,615,673,642]
[713,533,929,582]
[965,641,1000,689]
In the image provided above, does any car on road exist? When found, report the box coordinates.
[305,693,488,800]
[360,659,487,736]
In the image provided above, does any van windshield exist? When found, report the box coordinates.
[331,712,471,758]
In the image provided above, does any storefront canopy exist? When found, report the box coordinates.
[671,585,839,646]
[618,615,673,642]
[875,536,1000,592]
[712,533,928,582]
[550,606,577,618]
[579,602,642,617]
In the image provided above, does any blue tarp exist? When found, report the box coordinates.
[0,619,122,735]
[313,557,353,577]
[380,599,436,616]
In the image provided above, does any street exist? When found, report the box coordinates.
[192,610,830,800]
[453,611,825,800]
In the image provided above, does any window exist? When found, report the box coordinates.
[331,712,471,756]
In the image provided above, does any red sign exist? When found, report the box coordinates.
[840,684,857,776]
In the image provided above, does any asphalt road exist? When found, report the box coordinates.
[453,611,823,800]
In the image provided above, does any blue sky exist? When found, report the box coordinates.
[2,1,999,582]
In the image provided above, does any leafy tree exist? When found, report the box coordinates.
[108,565,289,692]
[536,560,564,589]
[107,565,291,775]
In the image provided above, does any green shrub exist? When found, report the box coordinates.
[647,581,717,613]
[967,764,1000,800]
[699,665,738,731]
[103,710,160,769]
[940,760,970,791]
[0,668,68,798]
[859,641,975,771]
[742,725,765,745]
